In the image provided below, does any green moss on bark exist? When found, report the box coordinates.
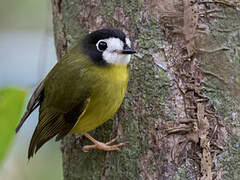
[200,4,240,179]
[53,0,172,179]
[52,0,240,179]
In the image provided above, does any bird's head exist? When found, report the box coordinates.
[82,29,136,66]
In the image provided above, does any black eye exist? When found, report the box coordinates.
[97,41,107,52]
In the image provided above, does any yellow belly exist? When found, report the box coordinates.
[71,64,129,133]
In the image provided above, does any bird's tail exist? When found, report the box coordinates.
[16,81,44,133]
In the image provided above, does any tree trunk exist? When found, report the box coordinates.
[51,0,240,179]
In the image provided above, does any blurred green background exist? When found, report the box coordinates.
[0,0,62,179]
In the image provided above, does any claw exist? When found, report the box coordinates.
[82,133,127,152]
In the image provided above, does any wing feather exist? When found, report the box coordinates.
[16,55,92,159]
[16,81,44,132]
[28,99,89,158]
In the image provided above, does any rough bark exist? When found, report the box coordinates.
[51,0,240,179]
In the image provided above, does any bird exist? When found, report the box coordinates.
[16,28,136,159]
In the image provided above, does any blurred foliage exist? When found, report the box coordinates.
[0,0,50,30]
[0,0,61,179]
[0,88,26,166]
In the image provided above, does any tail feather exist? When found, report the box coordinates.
[15,102,40,133]
[27,114,71,159]
[16,81,44,133]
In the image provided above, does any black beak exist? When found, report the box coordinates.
[122,45,136,54]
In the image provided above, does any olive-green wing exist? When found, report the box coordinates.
[17,54,92,159]
[28,98,89,159]
[28,57,92,158]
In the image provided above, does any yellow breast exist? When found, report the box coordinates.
[71,64,129,133]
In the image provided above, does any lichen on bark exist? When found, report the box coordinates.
[199,4,240,179]
[52,0,172,179]
[51,0,240,179]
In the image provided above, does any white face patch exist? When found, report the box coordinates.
[96,37,132,65]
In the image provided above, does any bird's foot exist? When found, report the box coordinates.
[82,133,127,152]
